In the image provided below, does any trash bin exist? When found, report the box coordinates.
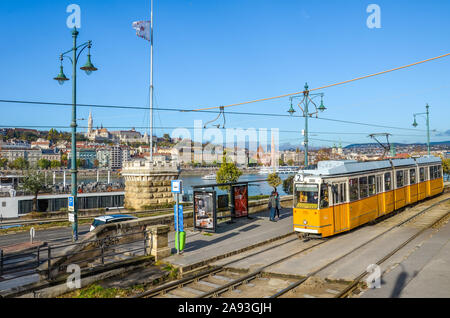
[175,231,186,251]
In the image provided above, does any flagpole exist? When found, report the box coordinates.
[150,0,154,162]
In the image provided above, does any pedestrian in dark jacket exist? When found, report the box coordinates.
[275,191,281,219]
[268,191,276,221]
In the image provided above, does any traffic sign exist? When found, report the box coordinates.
[68,196,74,212]
[68,213,75,223]
[171,180,182,194]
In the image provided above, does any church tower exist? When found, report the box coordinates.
[87,110,93,136]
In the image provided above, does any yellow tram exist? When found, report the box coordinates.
[293,157,444,238]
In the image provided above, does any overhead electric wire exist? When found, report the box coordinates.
[189,52,450,111]
[0,99,429,133]
[0,124,431,137]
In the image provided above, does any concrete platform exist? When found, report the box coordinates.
[164,208,294,273]
[361,213,450,298]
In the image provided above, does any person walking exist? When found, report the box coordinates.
[275,191,281,219]
[268,191,277,221]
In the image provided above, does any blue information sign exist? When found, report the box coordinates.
[68,196,74,212]
[174,205,184,232]
[171,180,182,193]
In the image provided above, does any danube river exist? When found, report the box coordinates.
[73,173,293,197]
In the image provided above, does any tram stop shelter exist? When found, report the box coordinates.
[191,180,265,233]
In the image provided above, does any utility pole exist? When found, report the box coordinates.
[287,83,326,168]
[412,104,431,156]
[150,0,154,162]
[54,28,98,241]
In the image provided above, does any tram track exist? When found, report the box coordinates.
[133,235,326,298]
[274,196,450,298]
[336,200,450,298]
[133,195,449,299]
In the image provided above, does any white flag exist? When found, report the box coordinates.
[132,20,151,41]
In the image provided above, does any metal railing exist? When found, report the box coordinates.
[0,229,154,288]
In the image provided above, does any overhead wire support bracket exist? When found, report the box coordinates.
[203,106,226,129]
[369,133,392,159]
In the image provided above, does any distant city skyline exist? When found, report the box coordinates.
[0,0,449,148]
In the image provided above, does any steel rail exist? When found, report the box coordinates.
[131,195,448,299]
[133,233,307,298]
[270,196,450,298]
[200,240,327,298]
[337,200,450,298]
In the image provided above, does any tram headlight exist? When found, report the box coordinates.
[303,219,308,225]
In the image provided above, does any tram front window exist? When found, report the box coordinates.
[294,184,319,209]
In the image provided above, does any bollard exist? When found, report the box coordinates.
[30,227,35,244]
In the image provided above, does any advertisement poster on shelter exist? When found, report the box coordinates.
[194,191,216,232]
[233,185,248,218]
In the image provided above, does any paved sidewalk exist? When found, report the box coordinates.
[1,241,45,254]
[164,208,294,273]
[361,217,450,298]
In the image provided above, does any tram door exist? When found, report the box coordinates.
[376,175,384,217]
[332,182,347,233]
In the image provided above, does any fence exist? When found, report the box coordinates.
[0,229,153,290]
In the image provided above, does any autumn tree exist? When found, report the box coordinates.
[267,173,282,192]
[0,158,8,169]
[216,152,242,190]
[20,171,46,212]
[50,160,61,169]
[283,175,295,195]
[37,158,51,170]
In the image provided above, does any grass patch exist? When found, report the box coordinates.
[0,209,176,235]
[0,218,93,235]
[249,195,270,201]
[161,263,179,279]
[60,284,145,298]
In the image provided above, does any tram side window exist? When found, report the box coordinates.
[432,165,442,179]
[340,183,347,203]
[349,178,359,201]
[385,172,392,191]
[410,169,416,185]
[294,184,319,209]
[430,166,436,180]
[368,175,376,196]
[420,167,425,182]
[396,170,404,188]
[359,176,368,199]
[320,185,329,209]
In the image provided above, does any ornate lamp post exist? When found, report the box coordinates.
[54,27,98,241]
[287,83,326,167]
[412,104,431,156]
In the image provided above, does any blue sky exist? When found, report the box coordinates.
[0,0,449,147]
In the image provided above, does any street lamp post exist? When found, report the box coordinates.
[54,27,98,241]
[287,83,326,167]
[412,104,431,156]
